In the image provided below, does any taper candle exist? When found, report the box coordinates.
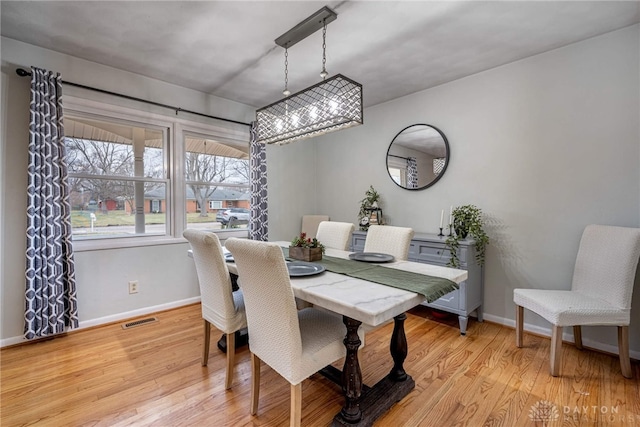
[449,205,453,225]
[440,209,444,228]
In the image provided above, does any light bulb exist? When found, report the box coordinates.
[283,89,291,97]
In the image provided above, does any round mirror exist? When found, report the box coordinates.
[386,124,450,190]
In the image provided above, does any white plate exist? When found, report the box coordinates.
[287,261,325,277]
[348,252,395,263]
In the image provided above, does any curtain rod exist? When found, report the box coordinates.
[16,68,252,127]
[388,154,410,160]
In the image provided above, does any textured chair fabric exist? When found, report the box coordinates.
[363,224,414,261]
[315,221,355,251]
[301,215,329,239]
[183,229,247,388]
[225,238,359,425]
[513,224,640,378]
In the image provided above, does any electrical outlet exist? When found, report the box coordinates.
[128,280,139,294]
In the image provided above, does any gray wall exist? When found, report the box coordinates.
[269,25,640,356]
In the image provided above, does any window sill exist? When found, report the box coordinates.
[73,228,249,252]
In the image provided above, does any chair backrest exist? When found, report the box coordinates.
[225,238,301,379]
[364,224,414,261]
[183,229,238,332]
[572,224,640,309]
[301,215,330,239]
[315,221,355,251]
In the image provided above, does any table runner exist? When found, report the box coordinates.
[285,249,458,303]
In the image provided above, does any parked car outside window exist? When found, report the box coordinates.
[216,208,250,225]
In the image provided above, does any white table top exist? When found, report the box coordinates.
[189,242,467,327]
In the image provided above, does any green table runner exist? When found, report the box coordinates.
[284,249,458,303]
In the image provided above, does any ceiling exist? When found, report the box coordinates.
[2,1,638,109]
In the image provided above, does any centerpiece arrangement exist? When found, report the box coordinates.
[289,232,325,262]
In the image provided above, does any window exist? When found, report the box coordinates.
[64,114,170,240]
[183,131,250,231]
[63,96,251,248]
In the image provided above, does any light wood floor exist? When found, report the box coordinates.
[2,304,639,426]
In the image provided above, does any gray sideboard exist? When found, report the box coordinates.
[351,230,484,335]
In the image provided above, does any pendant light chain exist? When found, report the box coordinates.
[320,20,328,80]
[283,46,291,96]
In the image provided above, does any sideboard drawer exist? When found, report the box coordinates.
[429,289,459,310]
[410,243,469,267]
[411,244,453,266]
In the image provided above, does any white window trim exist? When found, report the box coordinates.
[64,96,251,252]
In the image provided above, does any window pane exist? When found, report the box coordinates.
[184,134,250,230]
[69,178,167,239]
[64,114,168,240]
[65,117,165,178]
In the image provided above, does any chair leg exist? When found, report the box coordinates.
[515,305,524,347]
[202,320,211,366]
[225,332,235,389]
[573,325,583,350]
[618,326,632,379]
[550,325,563,377]
[290,383,302,427]
[250,353,261,415]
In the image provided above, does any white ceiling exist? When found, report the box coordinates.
[2,1,638,109]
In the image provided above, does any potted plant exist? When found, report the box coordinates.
[289,232,325,261]
[445,205,489,268]
[357,185,382,231]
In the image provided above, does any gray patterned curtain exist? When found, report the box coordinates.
[249,122,268,241]
[24,67,78,339]
[407,157,418,189]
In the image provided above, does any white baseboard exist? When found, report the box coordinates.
[482,313,640,361]
[0,297,201,348]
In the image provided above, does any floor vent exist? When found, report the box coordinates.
[121,317,158,330]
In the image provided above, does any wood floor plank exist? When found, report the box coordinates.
[2,304,638,426]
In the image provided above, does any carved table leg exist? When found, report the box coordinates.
[340,315,363,423]
[389,313,408,381]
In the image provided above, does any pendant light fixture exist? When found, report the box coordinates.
[256,6,363,145]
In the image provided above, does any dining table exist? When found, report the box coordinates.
[220,241,468,426]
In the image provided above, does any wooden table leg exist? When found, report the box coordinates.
[333,312,415,427]
[339,315,363,424]
[389,313,408,381]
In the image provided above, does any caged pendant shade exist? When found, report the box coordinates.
[255,6,363,145]
[256,74,362,145]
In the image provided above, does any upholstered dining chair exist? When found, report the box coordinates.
[183,229,247,389]
[514,224,640,378]
[225,238,360,427]
[301,214,330,239]
[363,224,414,261]
[315,221,355,251]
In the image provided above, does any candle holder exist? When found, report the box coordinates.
[438,227,444,237]
[447,224,453,237]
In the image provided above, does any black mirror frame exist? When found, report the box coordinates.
[386,123,450,191]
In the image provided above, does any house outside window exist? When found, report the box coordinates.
[209,200,223,210]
